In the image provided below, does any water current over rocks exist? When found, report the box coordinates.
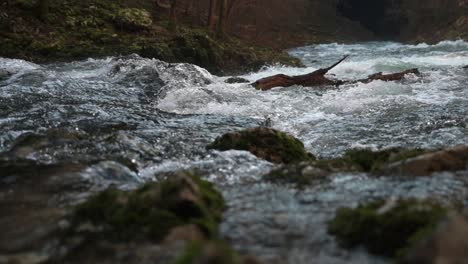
[1,41,468,263]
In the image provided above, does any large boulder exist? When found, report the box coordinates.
[73,171,225,242]
[402,210,468,264]
[207,127,315,164]
[327,198,449,259]
[381,146,468,176]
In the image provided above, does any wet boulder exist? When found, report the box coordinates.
[381,146,468,176]
[402,210,468,264]
[0,159,90,261]
[340,148,427,173]
[327,198,449,259]
[114,8,153,31]
[0,69,12,81]
[264,162,329,187]
[207,127,315,164]
[225,77,250,84]
[72,171,225,242]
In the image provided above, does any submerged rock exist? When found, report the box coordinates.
[73,171,225,242]
[207,127,315,164]
[381,146,468,176]
[0,69,12,80]
[264,161,329,186]
[225,77,250,84]
[327,198,449,259]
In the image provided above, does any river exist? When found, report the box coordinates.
[1,41,468,263]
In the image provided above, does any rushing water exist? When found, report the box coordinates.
[1,41,468,263]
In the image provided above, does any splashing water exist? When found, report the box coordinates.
[1,41,468,263]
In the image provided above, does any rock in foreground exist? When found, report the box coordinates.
[73,171,225,242]
[207,127,315,164]
[381,146,468,176]
[327,198,449,259]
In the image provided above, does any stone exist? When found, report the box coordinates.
[225,77,250,84]
[207,127,315,164]
[381,146,468,176]
[402,210,468,264]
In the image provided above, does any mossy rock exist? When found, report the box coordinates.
[327,198,448,259]
[264,162,328,187]
[341,148,427,172]
[316,148,427,173]
[73,171,225,242]
[207,127,315,164]
[114,8,152,31]
[170,32,223,73]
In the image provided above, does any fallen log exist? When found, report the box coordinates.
[252,55,349,91]
[251,55,421,91]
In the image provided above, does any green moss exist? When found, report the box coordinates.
[74,171,225,242]
[174,241,242,264]
[114,8,152,31]
[264,162,328,187]
[207,127,315,164]
[327,198,448,258]
[341,148,427,172]
[306,148,427,173]
[0,0,302,74]
[169,31,224,73]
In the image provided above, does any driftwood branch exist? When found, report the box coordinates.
[252,55,348,91]
[251,55,420,91]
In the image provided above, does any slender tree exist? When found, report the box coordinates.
[169,0,177,30]
[208,0,218,31]
[38,0,50,22]
[217,0,228,37]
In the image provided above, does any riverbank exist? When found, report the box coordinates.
[0,0,302,75]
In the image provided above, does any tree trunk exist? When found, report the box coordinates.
[208,0,217,31]
[217,0,228,37]
[169,0,177,30]
[38,0,50,22]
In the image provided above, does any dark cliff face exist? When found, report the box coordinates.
[336,0,468,42]
[215,0,467,47]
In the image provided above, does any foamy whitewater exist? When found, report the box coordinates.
[1,41,468,263]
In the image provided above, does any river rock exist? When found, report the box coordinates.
[463,65,468,69]
[380,146,468,176]
[72,171,225,242]
[0,69,12,81]
[327,198,449,258]
[225,77,250,84]
[264,161,329,186]
[0,159,90,262]
[402,210,468,264]
[207,127,315,164]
